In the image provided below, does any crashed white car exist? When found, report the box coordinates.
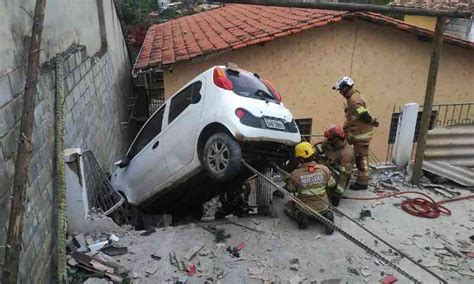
[111,65,300,210]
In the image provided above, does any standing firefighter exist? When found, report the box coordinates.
[284,142,336,234]
[333,77,379,190]
[314,125,354,206]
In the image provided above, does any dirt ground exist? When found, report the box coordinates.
[111,171,474,284]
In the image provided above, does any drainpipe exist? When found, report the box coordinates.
[54,55,67,283]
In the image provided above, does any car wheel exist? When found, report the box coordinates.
[202,132,241,181]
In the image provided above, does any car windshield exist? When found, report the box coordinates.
[225,69,277,102]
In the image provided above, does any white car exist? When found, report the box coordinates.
[111,64,300,210]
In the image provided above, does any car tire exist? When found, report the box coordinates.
[202,132,241,181]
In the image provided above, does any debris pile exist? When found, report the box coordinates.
[67,233,129,283]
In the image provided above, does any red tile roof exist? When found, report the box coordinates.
[134,4,474,71]
[390,0,474,12]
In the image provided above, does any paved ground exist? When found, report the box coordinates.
[113,171,474,283]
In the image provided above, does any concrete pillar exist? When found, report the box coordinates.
[392,103,419,167]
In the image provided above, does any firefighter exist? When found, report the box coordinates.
[333,77,379,190]
[314,125,354,206]
[284,142,336,234]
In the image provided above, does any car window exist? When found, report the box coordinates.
[168,81,202,124]
[128,105,165,159]
[225,69,276,102]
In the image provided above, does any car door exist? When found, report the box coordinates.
[161,79,206,173]
[120,104,171,203]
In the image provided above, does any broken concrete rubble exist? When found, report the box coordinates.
[70,168,474,283]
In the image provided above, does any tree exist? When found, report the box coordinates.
[2,0,48,282]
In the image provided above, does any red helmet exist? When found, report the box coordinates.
[324,125,345,140]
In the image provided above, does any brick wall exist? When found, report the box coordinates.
[0,45,131,284]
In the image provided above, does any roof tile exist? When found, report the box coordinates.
[134,4,474,71]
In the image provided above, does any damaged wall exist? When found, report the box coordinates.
[0,0,132,282]
[163,19,474,159]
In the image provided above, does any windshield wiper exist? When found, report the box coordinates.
[254,89,274,101]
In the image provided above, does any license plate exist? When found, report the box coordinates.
[264,118,285,130]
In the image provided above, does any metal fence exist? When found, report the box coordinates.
[82,151,125,215]
[385,102,474,163]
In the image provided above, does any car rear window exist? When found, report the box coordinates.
[225,69,278,102]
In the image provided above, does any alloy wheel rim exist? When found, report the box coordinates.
[207,141,229,173]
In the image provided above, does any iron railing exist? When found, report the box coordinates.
[385,102,474,163]
[82,151,125,215]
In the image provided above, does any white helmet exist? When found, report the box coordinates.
[333,76,354,90]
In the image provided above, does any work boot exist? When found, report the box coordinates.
[330,194,341,207]
[323,211,335,235]
[297,213,309,230]
[350,182,368,191]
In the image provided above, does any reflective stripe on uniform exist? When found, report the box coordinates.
[350,130,375,140]
[300,186,326,196]
[327,176,336,187]
[356,106,368,115]
[336,184,345,195]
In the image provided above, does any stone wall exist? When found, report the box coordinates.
[0,0,132,282]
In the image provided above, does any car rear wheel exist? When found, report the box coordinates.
[202,133,241,181]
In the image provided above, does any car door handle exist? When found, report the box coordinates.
[152,141,160,150]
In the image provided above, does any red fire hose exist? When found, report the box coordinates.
[343,191,474,218]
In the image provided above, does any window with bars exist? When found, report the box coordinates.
[295,118,312,141]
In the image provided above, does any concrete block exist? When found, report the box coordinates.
[63,58,70,75]
[72,86,81,104]
[65,92,75,112]
[43,180,53,203]
[0,75,13,108]
[30,233,52,282]
[32,215,51,255]
[27,153,42,184]
[19,240,38,283]
[33,101,45,129]
[1,125,19,160]
[4,158,15,186]
[31,125,45,152]
[8,68,26,96]
[74,50,83,66]
[66,74,75,94]
[78,77,86,95]
[0,105,13,138]
[80,62,88,78]
[25,181,41,216]
[34,191,50,222]
[39,146,52,170]
[85,58,92,72]
[11,95,24,123]
[21,210,39,246]
[0,226,7,265]
[73,67,82,85]
[68,55,76,72]
[36,163,52,193]
[0,189,12,228]
[65,112,74,131]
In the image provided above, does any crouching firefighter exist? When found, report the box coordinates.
[284,142,336,234]
[333,76,379,190]
[314,125,354,206]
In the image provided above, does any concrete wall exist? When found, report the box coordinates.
[0,0,132,282]
[163,19,474,159]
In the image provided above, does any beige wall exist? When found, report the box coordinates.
[404,15,436,30]
[163,19,474,160]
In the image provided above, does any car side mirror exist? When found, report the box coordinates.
[191,93,202,104]
[116,155,131,168]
